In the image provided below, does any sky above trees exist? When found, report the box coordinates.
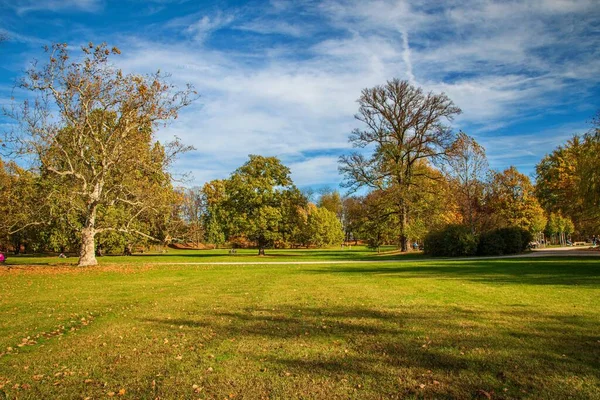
[1,0,599,190]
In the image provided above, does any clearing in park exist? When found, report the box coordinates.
[0,247,598,399]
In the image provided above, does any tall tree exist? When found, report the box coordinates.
[4,43,195,266]
[535,113,600,235]
[445,132,489,233]
[339,79,461,251]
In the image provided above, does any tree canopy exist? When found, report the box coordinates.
[339,78,461,251]
[4,43,195,265]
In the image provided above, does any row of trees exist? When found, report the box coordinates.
[335,79,557,251]
[0,43,595,266]
[535,115,600,237]
[177,155,343,255]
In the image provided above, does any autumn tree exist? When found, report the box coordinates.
[317,189,343,220]
[179,187,205,248]
[339,79,461,251]
[536,113,600,235]
[4,43,195,266]
[303,204,344,247]
[0,159,47,252]
[341,196,364,244]
[487,167,545,232]
[445,132,489,233]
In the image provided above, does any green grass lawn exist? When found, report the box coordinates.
[0,255,598,399]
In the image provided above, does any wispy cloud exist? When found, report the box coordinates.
[3,0,102,15]
[1,0,599,188]
[186,12,235,43]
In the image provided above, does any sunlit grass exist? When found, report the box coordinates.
[0,256,598,398]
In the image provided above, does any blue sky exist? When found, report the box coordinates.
[1,0,599,191]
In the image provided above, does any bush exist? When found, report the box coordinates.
[424,225,477,257]
[477,231,505,256]
[478,226,532,256]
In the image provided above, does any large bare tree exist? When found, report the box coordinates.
[339,79,461,251]
[5,43,196,266]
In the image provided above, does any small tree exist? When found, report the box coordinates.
[5,43,195,266]
[223,155,298,255]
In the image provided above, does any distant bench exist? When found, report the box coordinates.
[228,249,237,255]
[573,242,587,246]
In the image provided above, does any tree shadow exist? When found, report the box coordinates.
[306,258,600,286]
[140,304,599,397]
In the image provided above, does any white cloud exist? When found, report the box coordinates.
[186,13,235,42]
[6,0,102,15]
[2,0,598,187]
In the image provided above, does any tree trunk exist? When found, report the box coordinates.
[78,227,97,266]
[258,247,265,256]
[79,185,102,267]
[399,203,409,252]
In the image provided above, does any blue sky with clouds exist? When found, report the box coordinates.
[1,0,599,190]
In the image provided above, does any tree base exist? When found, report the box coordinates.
[77,257,98,267]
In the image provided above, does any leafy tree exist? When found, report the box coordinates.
[305,204,344,247]
[223,155,297,255]
[202,179,228,248]
[318,190,343,220]
[339,196,361,244]
[487,167,545,232]
[536,113,600,235]
[0,159,47,252]
[357,190,397,252]
[545,213,574,245]
[339,79,461,251]
[4,43,195,266]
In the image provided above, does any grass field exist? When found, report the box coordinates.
[0,252,598,399]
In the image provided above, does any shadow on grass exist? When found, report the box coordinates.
[141,304,599,398]
[307,258,600,286]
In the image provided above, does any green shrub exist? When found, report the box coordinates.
[477,231,505,256]
[478,226,532,255]
[424,225,477,257]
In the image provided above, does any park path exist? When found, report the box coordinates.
[157,246,600,265]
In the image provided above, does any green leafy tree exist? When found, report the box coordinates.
[0,159,48,252]
[223,155,297,255]
[4,43,195,266]
[305,204,344,247]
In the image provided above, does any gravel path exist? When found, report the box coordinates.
[156,246,600,265]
